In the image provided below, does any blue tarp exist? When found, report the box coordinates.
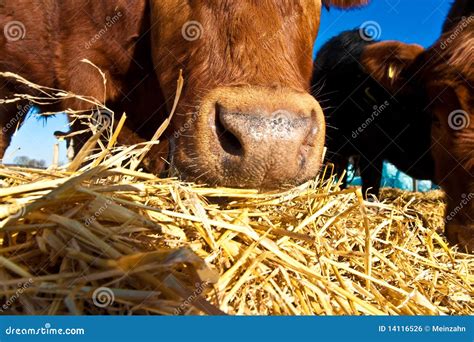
[347,162,437,192]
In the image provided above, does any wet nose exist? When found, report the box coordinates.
[216,106,318,160]
[207,87,325,188]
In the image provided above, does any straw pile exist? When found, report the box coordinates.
[1,164,473,315]
[0,69,473,315]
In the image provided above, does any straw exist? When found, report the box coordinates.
[0,71,472,315]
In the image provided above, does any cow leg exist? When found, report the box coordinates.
[360,158,383,198]
[0,108,13,159]
[0,86,30,160]
[59,67,168,174]
[59,62,123,156]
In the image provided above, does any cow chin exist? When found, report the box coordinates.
[445,222,474,254]
[170,86,326,190]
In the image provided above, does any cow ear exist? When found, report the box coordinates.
[360,41,424,92]
[322,0,370,9]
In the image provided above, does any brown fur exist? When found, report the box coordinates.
[384,0,474,251]
[0,0,367,189]
[360,41,424,92]
[327,0,473,251]
[312,31,433,198]
[419,21,474,252]
[442,0,473,33]
[323,0,369,9]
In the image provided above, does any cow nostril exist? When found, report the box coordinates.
[215,106,243,156]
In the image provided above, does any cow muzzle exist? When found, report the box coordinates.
[172,86,326,189]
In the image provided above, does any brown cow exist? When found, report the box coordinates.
[354,0,473,251]
[0,0,368,189]
[312,29,434,198]
[418,4,473,252]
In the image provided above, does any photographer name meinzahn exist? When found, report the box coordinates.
[431,325,466,333]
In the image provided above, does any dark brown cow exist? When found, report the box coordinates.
[312,30,434,197]
[418,2,473,252]
[0,0,368,189]
[354,0,473,251]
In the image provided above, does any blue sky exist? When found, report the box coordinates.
[314,0,451,53]
[4,0,453,165]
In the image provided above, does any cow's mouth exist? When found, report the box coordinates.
[168,86,326,190]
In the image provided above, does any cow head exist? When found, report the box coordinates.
[358,40,434,179]
[148,0,368,189]
[419,27,474,253]
[360,30,474,252]
[360,41,425,92]
[312,31,435,187]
